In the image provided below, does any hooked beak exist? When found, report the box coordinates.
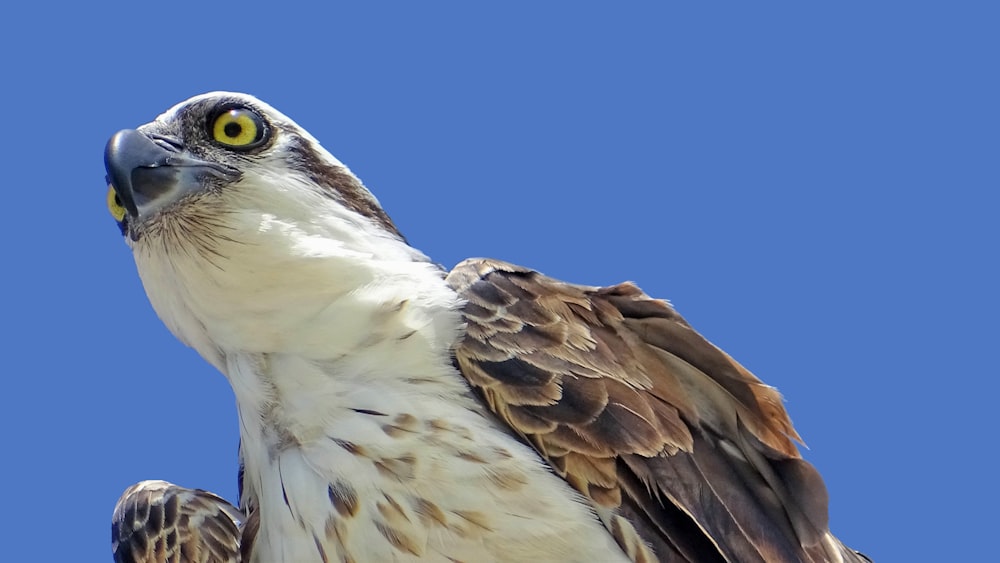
[104,129,240,221]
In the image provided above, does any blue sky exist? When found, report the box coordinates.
[1,2,995,561]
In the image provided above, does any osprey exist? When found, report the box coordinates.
[106,92,869,563]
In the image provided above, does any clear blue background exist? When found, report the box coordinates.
[1,2,995,561]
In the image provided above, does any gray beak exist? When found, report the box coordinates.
[104,130,240,220]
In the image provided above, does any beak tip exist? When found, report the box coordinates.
[104,130,142,217]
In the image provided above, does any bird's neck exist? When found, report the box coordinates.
[180,205,474,417]
[220,244,476,448]
[134,200,464,365]
[220,256,473,437]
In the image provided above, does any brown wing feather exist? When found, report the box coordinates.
[112,480,243,563]
[447,258,869,563]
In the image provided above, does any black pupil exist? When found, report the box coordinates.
[114,193,122,207]
[224,121,243,138]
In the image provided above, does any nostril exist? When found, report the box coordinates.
[148,134,184,152]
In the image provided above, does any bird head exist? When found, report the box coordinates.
[104,91,401,244]
[102,93,443,360]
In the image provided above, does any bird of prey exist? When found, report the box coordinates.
[106,92,870,563]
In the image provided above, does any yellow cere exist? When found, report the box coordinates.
[213,108,261,147]
[107,185,126,222]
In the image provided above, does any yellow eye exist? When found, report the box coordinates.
[107,185,126,222]
[211,107,267,148]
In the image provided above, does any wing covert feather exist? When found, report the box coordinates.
[112,480,243,563]
[447,258,869,563]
